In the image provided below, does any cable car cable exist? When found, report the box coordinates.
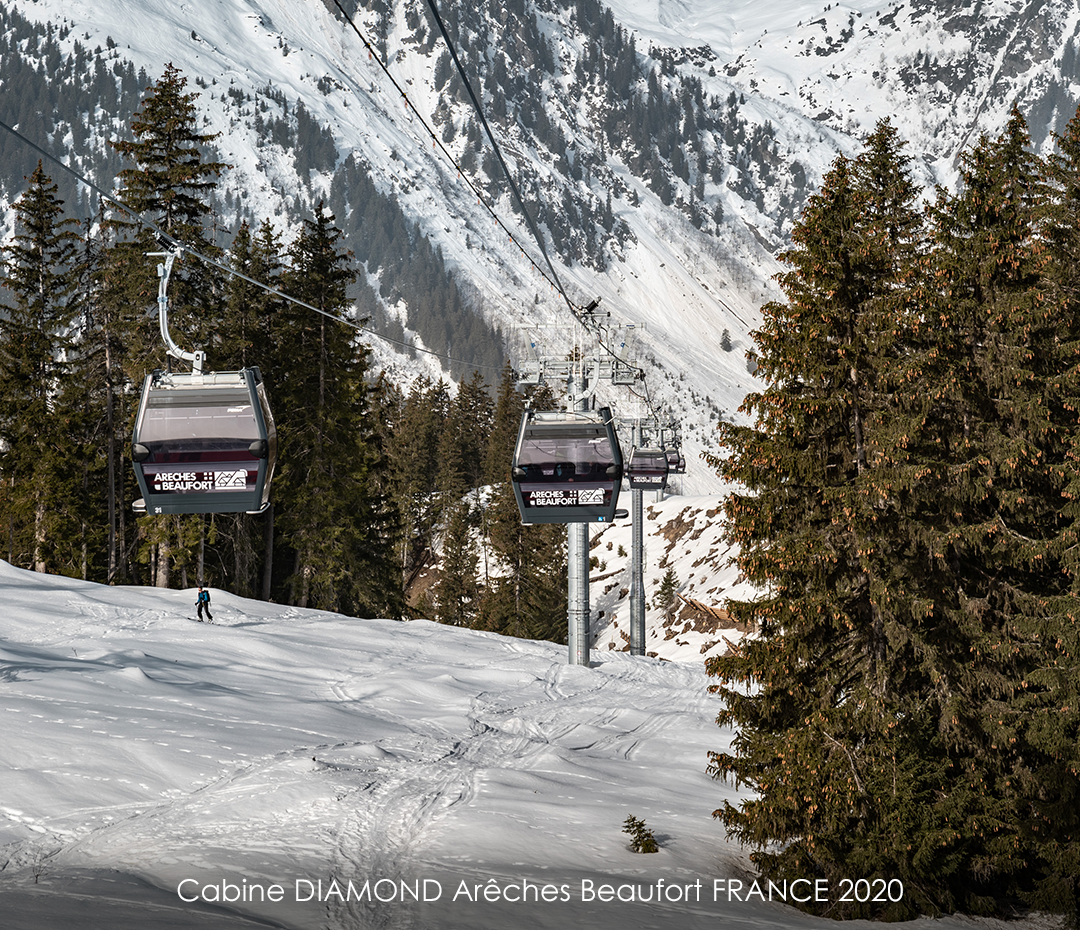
[417,0,576,319]
[325,0,571,305]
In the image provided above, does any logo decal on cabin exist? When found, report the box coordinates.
[214,470,248,490]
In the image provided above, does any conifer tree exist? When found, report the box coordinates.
[478,383,567,641]
[104,64,227,586]
[1031,102,1080,921]
[706,122,954,918]
[0,162,81,573]
[210,219,286,598]
[653,567,679,616]
[439,370,494,498]
[891,109,1063,911]
[434,498,481,627]
[482,362,523,486]
[386,376,450,586]
[48,215,111,580]
[709,112,1080,921]
[272,204,399,617]
[109,62,227,363]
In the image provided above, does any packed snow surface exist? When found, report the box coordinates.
[0,560,1042,929]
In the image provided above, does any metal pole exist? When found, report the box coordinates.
[630,422,645,656]
[567,371,590,666]
[568,522,589,665]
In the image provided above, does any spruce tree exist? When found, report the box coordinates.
[105,64,227,586]
[706,123,954,918]
[478,383,567,641]
[434,498,481,627]
[0,162,81,573]
[210,219,286,598]
[1032,102,1080,922]
[709,111,1080,921]
[49,216,111,581]
[892,108,1063,912]
[272,204,400,617]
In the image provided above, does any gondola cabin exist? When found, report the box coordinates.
[511,408,623,524]
[666,448,687,475]
[627,447,669,490]
[131,368,277,515]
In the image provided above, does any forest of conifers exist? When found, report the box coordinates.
[0,65,569,640]
[707,111,1080,922]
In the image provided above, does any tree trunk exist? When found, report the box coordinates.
[34,497,46,573]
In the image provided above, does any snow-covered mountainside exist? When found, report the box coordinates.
[0,560,1030,930]
[588,493,757,662]
[3,0,1076,495]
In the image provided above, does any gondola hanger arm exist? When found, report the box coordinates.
[147,244,204,377]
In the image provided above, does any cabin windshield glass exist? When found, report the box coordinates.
[139,388,260,445]
[517,429,615,478]
[631,449,667,474]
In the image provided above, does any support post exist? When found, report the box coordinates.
[568,522,589,666]
[630,425,645,655]
[567,372,591,666]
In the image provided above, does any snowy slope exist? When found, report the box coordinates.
[587,493,757,663]
[604,0,1080,171]
[0,560,1045,930]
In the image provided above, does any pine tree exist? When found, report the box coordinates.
[705,123,961,919]
[110,63,226,238]
[272,204,400,617]
[0,162,81,573]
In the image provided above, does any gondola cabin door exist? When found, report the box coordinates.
[131,368,277,515]
[511,408,623,524]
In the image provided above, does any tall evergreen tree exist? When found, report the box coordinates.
[0,162,81,573]
[386,376,450,588]
[1032,102,1080,921]
[209,219,286,598]
[882,107,1080,918]
[434,498,481,627]
[704,123,968,918]
[272,204,399,617]
[105,64,227,587]
[478,382,566,641]
[710,111,1080,922]
[48,213,111,581]
[896,109,1062,912]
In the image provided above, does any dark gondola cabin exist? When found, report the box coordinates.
[627,447,669,490]
[511,408,623,524]
[666,448,687,475]
[131,368,276,515]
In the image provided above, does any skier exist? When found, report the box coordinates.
[196,586,213,622]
